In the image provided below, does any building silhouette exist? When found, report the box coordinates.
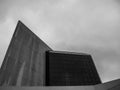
[0,21,52,86]
[0,21,101,86]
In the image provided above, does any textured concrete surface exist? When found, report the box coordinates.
[0,79,120,90]
[0,86,95,90]
[0,21,52,86]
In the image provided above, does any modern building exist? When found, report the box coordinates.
[46,51,101,86]
[0,21,52,86]
[2,20,120,89]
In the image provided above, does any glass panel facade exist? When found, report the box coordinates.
[46,51,101,86]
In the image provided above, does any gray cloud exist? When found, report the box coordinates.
[0,0,120,82]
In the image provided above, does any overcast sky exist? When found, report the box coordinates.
[0,0,120,83]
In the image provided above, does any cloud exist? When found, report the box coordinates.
[100,59,120,82]
[0,18,15,66]
[0,0,120,82]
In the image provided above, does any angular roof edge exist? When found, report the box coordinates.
[47,50,91,56]
[17,20,52,50]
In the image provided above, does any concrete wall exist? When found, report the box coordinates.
[94,79,120,90]
[0,86,95,90]
[0,21,52,86]
[0,79,120,90]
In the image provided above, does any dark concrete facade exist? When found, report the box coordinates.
[0,21,52,86]
[46,51,101,86]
